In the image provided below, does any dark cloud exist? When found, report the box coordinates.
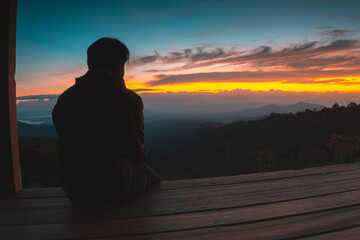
[286,56,358,69]
[148,71,276,85]
[279,41,318,53]
[236,45,272,60]
[132,88,157,92]
[153,74,169,80]
[178,39,359,71]
[147,69,360,86]
[161,46,234,63]
[130,52,160,66]
[136,39,359,75]
[281,78,360,85]
[16,94,59,100]
[342,58,360,68]
[318,39,358,51]
[130,46,234,66]
[162,50,187,62]
[318,29,356,37]
[143,69,167,73]
[188,47,230,61]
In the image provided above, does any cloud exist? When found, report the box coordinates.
[149,71,293,85]
[222,40,357,64]
[131,39,360,90]
[286,56,358,69]
[130,46,235,66]
[132,88,157,92]
[187,47,232,61]
[143,39,359,73]
[317,39,358,51]
[147,69,360,86]
[130,52,161,66]
[16,94,59,100]
[282,78,360,85]
[153,74,169,80]
[280,42,318,53]
[318,29,356,37]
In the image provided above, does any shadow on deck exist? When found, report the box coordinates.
[1,162,360,239]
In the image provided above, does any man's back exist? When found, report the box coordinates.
[53,69,145,194]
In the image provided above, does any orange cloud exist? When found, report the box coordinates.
[132,39,359,73]
[17,39,360,97]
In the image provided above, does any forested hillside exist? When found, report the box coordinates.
[18,103,360,187]
[147,103,360,179]
[19,137,59,188]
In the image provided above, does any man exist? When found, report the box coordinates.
[52,37,160,202]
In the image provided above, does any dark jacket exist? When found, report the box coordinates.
[52,69,145,193]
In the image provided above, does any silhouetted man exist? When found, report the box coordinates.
[52,37,160,202]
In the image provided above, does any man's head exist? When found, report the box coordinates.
[87,37,129,76]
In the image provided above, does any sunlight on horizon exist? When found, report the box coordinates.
[16,0,360,100]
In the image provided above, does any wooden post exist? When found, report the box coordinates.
[0,0,22,195]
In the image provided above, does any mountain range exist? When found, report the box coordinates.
[147,102,360,179]
[17,101,360,187]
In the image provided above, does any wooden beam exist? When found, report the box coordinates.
[0,0,22,195]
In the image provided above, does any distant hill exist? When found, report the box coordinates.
[17,119,222,150]
[220,102,324,122]
[18,102,359,187]
[17,98,56,125]
[145,119,222,150]
[17,121,58,139]
[19,136,59,188]
[147,103,360,179]
[238,101,323,116]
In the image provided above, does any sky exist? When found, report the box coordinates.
[16,0,360,105]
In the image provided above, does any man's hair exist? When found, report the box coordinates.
[87,37,129,73]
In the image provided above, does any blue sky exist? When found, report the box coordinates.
[16,0,360,96]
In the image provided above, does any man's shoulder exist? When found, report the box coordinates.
[56,85,78,103]
[115,88,143,105]
[124,88,142,100]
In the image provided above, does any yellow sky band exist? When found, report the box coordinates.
[125,76,360,93]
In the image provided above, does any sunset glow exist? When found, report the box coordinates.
[129,77,360,94]
[16,0,360,103]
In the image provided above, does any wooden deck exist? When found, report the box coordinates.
[1,163,360,239]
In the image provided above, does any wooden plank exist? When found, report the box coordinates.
[1,190,360,239]
[0,0,22,195]
[116,205,360,240]
[303,226,360,240]
[0,187,65,200]
[2,167,360,212]
[156,167,360,197]
[2,178,360,225]
[159,162,360,190]
[2,163,359,200]
[2,162,360,201]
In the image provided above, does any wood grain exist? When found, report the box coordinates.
[1,163,360,239]
[2,166,360,213]
[303,226,360,240]
[0,0,22,196]
[1,187,360,239]
[2,162,359,200]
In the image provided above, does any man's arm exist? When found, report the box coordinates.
[126,93,146,165]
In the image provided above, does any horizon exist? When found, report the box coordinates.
[16,0,360,105]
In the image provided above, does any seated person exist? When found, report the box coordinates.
[52,37,160,202]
